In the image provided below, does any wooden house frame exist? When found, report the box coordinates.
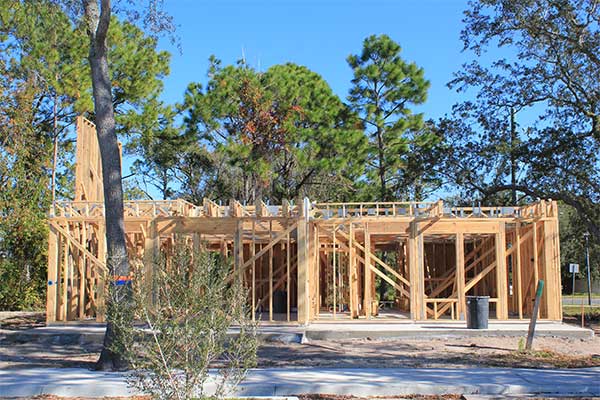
[46,117,563,323]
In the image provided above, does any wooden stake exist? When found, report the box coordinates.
[526,279,544,350]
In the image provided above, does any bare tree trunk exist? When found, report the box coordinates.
[51,90,58,202]
[82,0,130,371]
[376,127,386,202]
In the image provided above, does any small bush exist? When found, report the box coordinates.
[113,242,258,400]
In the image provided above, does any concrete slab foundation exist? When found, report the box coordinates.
[1,320,593,347]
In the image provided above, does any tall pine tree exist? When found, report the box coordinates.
[347,34,432,201]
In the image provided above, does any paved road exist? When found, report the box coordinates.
[562,296,600,306]
[1,367,599,397]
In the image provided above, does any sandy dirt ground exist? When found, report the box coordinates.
[1,331,600,370]
[1,312,599,370]
[258,335,600,369]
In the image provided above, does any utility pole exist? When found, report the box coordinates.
[510,107,517,205]
[584,232,592,306]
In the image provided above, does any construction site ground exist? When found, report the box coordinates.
[1,312,599,370]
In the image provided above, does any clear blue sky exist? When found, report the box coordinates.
[130,0,483,199]
[157,0,472,119]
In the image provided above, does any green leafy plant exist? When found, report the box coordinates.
[517,337,525,352]
[113,242,258,400]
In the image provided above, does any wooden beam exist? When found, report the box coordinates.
[96,223,106,323]
[496,222,508,319]
[297,219,309,324]
[286,227,291,322]
[257,259,298,309]
[78,223,86,319]
[62,225,69,321]
[349,222,359,318]
[49,221,108,273]
[237,222,298,273]
[543,220,561,320]
[464,261,496,293]
[325,226,411,288]
[268,220,273,321]
[46,225,59,323]
[234,220,244,281]
[364,222,372,319]
[332,224,337,319]
[251,220,256,321]
[455,232,466,319]
[515,222,523,319]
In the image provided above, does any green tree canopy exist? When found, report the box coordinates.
[180,58,366,203]
[0,0,171,310]
[347,34,434,201]
[441,0,600,242]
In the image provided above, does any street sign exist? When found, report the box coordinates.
[569,263,579,273]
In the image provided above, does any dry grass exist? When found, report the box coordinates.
[479,348,600,369]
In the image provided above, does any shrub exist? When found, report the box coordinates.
[113,242,258,400]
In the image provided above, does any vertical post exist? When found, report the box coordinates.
[543,220,561,319]
[584,233,592,306]
[286,228,290,322]
[62,224,70,321]
[314,224,320,319]
[526,280,545,350]
[96,222,106,323]
[409,221,425,320]
[332,224,337,319]
[349,222,359,318]
[532,221,539,284]
[297,218,309,324]
[364,222,372,319]
[143,220,157,308]
[192,233,200,253]
[496,222,509,319]
[409,222,417,320]
[234,220,244,280]
[269,220,273,322]
[417,228,425,320]
[554,202,563,320]
[46,224,59,323]
[78,223,86,319]
[282,199,289,217]
[515,222,523,319]
[532,222,539,317]
[251,220,256,322]
[456,231,466,319]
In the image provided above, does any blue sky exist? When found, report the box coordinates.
[157,0,472,119]
[129,0,484,199]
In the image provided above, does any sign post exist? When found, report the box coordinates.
[569,263,579,303]
[526,280,544,350]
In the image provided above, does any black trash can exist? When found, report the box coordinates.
[272,290,287,314]
[466,295,489,329]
